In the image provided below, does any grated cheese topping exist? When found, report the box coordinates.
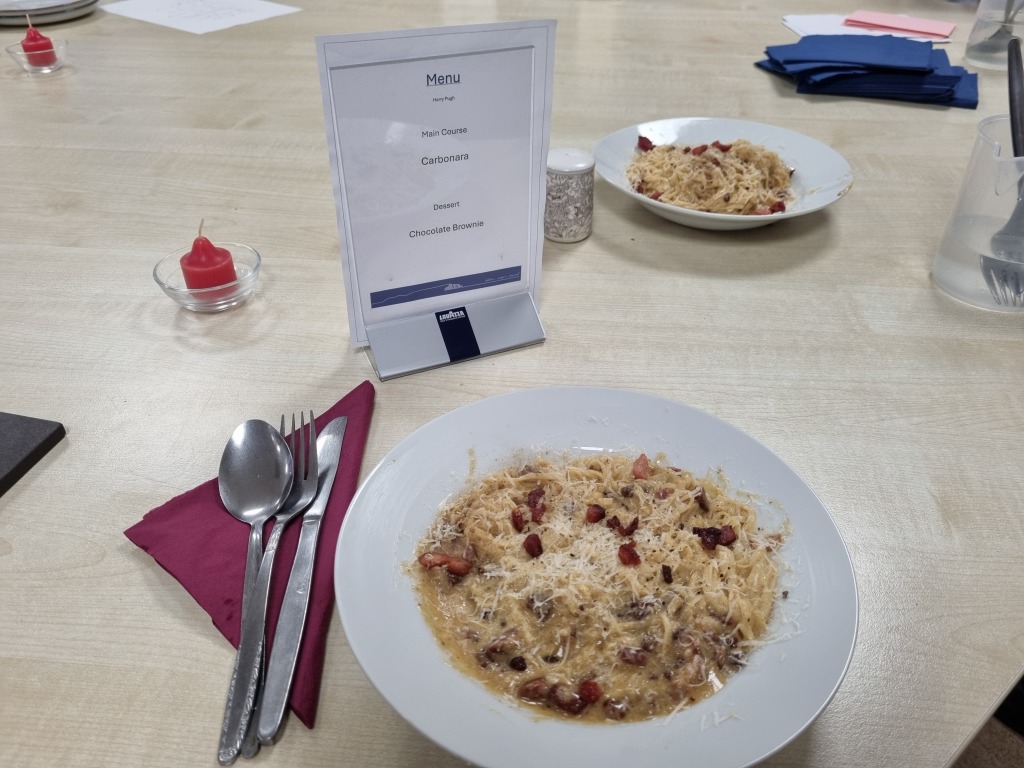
[413,453,784,723]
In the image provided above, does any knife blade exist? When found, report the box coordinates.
[256,415,348,745]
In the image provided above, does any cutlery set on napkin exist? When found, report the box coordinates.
[757,34,979,109]
[124,381,375,761]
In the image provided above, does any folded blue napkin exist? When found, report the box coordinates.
[757,34,977,109]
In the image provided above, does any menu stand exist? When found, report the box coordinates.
[365,292,544,380]
[317,20,557,380]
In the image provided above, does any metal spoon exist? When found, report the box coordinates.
[216,419,293,765]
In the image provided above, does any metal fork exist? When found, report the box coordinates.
[219,412,319,765]
[981,255,1024,307]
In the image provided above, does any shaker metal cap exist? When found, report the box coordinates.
[547,148,595,174]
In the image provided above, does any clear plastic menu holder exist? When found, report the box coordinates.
[364,292,544,380]
[316,20,556,381]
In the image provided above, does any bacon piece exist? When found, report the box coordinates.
[417,551,473,576]
[517,677,551,702]
[712,140,732,152]
[661,564,674,584]
[649,191,663,201]
[656,487,672,500]
[637,135,655,152]
[585,504,606,523]
[484,631,520,658]
[523,532,543,558]
[617,646,647,666]
[603,698,629,720]
[511,507,525,532]
[446,559,473,576]
[618,541,641,566]
[632,453,650,479]
[527,487,546,522]
[578,679,603,704]
[548,683,588,715]
[694,486,709,512]
[607,515,638,537]
[692,525,737,550]
[691,144,709,156]
[418,551,450,569]
[755,200,787,215]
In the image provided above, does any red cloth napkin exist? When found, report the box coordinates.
[125,381,376,728]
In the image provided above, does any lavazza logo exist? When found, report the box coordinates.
[438,309,466,322]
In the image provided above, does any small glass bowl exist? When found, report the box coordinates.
[6,40,68,75]
[153,243,261,313]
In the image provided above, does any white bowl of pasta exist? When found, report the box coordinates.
[335,387,858,768]
[594,117,853,230]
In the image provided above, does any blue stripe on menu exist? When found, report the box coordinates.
[369,266,522,308]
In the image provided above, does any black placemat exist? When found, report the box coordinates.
[0,412,65,498]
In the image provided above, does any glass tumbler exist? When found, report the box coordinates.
[965,0,1024,70]
[933,114,1024,311]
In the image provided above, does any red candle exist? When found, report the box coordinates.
[21,22,57,68]
[180,227,237,290]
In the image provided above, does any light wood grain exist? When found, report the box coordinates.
[2,1,1022,767]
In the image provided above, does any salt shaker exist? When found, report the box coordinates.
[544,148,595,243]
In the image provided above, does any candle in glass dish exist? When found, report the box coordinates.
[179,226,237,289]
[21,21,57,68]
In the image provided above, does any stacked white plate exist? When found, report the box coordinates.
[0,0,100,26]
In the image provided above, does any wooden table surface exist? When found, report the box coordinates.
[2,1,1022,766]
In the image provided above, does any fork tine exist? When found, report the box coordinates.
[306,411,317,481]
[293,412,303,481]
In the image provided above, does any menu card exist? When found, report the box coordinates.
[316,20,556,379]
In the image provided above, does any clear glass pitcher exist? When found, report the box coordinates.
[933,114,1024,311]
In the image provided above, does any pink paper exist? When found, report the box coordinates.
[844,11,955,39]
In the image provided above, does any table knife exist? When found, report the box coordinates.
[256,415,348,745]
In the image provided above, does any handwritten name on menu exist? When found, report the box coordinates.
[318,21,555,347]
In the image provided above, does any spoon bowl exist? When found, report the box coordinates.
[218,419,293,526]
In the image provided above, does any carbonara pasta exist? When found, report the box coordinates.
[413,453,784,723]
[626,136,793,215]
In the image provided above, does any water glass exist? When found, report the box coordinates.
[965,0,1024,69]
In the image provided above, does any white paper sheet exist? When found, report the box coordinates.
[103,0,299,35]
